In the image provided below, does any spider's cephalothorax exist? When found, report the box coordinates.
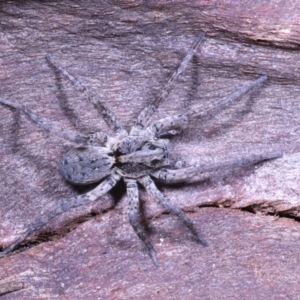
[0,34,281,266]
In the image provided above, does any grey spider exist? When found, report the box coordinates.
[0,33,281,266]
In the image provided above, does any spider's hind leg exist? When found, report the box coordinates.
[125,179,158,266]
[0,172,121,258]
[0,98,88,143]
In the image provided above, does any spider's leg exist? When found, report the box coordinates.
[125,178,158,266]
[147,75,268,138]
[186,75,268,119]
[134,33,205,130]
[0,172,121,258]
[87,131,108,145]
[151,152,282,182]
[147,114,188,138]
[0,98,88,143]
[46,55,123,132]
[139,175,207,246]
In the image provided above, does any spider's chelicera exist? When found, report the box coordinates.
[0,34,281,265]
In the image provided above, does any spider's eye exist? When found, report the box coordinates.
[114,149,123,156]
[151,159,160,166]
[143,142,156,150]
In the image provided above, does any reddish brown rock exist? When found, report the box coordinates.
[0,1,300,299]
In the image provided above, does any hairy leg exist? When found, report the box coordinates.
[151,152,282,182]
[140,75,267,138]
[46,55,123,132]
[0,98,88,143]
[187,75,268,119]
[0,172,121,258]
[125,179,158,266]
[139,175,207,246]
[147,114,188,138]
[134,33,205,130]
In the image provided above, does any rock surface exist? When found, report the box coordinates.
[0,1,300,299]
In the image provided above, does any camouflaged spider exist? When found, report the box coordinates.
[0,33,281,266]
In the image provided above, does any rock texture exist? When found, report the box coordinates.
[0,1,300,299]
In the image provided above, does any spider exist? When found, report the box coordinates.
[0,33,281,266]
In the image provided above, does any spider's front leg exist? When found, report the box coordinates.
[140,74,268,140]
[146,75,268,139]
[134,33,205,130]
[187,75,268,120]
[125,179,158,266]
[0,173,121,258]
[146,114,188,138]
[139,176,207,246]
[151,152,282,182]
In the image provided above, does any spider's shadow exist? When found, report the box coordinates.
[158,53,265,147]
[183,55,202,112]
[46,57,92,134]
[187,85,262,142]
[8,109,58,185]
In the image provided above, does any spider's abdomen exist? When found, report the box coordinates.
[58,147,114,185]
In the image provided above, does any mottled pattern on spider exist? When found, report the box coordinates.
[0,34,281,266]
